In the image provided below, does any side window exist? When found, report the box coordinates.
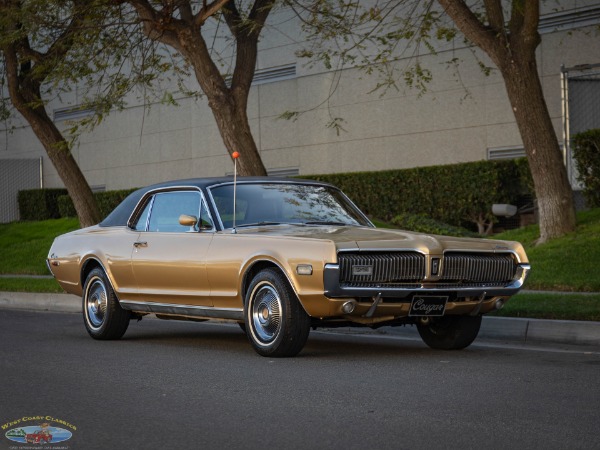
[199,200,214,230]
[132,197,153,231]
[147,191,200,233]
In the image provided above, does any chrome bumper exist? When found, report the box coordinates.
[323,263,531,299]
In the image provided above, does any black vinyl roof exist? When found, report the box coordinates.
[99,176,333,228]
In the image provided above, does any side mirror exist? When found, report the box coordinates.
[179,214,198,231]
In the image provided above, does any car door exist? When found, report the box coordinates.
[130,189,214,306]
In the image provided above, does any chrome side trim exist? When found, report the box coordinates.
[127,186,216,233]
[45,259,54,277]
[119,301,244,321]
[81,257,119,296]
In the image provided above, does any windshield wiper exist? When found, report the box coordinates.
[236,221,283,228]
[303,221,351,226]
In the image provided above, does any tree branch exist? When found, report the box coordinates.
[126,0,182,49]
[483,0,505,33]
[520,0,540,52]
[42,3,89,75]
[222,0,242,34]
[437,0,507,67]
[248,0,274,36]
[508,0,540,54]
[3,44,28,110]
[522,0,540,36]
[228,0,274,98]
[178,0,193,22]
[194,0,229,27]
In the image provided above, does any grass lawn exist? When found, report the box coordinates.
[0,277,65,293]
[493,208,600,292]
[0,218,79,275]
[491,292,600,321]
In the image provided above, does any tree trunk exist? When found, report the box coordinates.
[210,99,268,176]
[499,55,576,243]
[4,69,100,227]
[18,105,101,227]
[201,78,267,176]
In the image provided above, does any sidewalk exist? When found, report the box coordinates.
[1,291,599,348]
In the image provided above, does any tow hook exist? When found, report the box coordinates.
[470,291,487,316]
[363,292,383,318]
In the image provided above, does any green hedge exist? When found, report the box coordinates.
[20,188,137,222]
[57,194,77,218]
[303,159,533,229]
[56,189,138,220]
[572,129,600,207]
[18,189,68,221]
[21,159,533,227]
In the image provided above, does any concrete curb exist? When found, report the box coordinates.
[372,316,600,347]
[1,291,599,348]
[0,291,81,313]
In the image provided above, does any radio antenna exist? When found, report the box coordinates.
[231,151,240,234]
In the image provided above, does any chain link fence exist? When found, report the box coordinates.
[0,158,42,223]
[563,64,600,210]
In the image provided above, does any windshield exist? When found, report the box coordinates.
[210,183,372,229]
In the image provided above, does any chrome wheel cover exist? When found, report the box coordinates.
[250,283,282,345]
[85,277,108,330]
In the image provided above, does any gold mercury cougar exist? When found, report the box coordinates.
[47,177,530,357]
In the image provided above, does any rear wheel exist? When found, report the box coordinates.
[245,268,310,357]
[83,267,130,340]
[416,315,482,350]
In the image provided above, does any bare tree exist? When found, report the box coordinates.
[0,0,101,226]
[120,0,271,176]
[437,0,575,242]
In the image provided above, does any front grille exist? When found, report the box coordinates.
[336,251,518,288]
[338,252,426,283]
[442,252,517,283]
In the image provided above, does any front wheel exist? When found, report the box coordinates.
[416,315,482,350]
[83,267,130,340]
[244,268,310,357]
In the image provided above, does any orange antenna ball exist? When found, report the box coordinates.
[232,151,240,159]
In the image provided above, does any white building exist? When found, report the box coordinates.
[1,2,600,221]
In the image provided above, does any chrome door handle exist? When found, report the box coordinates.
[133,241,148,248]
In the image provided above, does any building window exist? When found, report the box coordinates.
[487,146,526,160]
[53,106,95,122]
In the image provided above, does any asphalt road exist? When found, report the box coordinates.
[1,309,599,450]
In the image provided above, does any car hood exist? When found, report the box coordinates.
[234,225,528,262]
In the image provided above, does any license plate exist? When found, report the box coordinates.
[409,295,448,317]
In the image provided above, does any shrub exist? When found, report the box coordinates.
[57,195,77,218]
[572,129,600,207]
[390,213,478,237]
[18,189,67,221]
[21,188,138,222]
[95,189,137,219]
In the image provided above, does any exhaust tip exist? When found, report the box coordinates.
[341,300,356,314]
